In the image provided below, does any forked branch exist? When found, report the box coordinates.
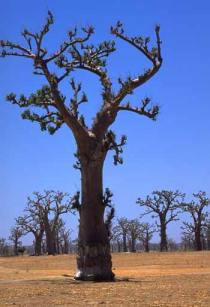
[118,97,159,120]
[111,22,162,105]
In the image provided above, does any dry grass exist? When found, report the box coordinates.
[0,252,210,306]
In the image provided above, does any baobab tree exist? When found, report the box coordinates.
[138,222,156,252]
[15,195,46,256]
[0,12,162,280]
[110,228,122,252]
[112,217,130,252]
[9,226,23,256]
[58,222,72,254]
[181,192,209,251]
[16,191,72,255]
[127,219,141,252]
[137,190,184,251]
[33,191,73,255]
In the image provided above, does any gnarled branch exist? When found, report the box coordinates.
[111,22,162,105]
[117,97,159,120]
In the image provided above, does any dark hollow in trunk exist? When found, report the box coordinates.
[74,160,114,281]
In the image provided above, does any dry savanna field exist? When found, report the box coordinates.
[0,252,210,306]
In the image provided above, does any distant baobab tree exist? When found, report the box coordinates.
[32,191,73,255]
[138,222,156,252]
[16,195,46,256]
[16,191,73,255]
[137,190,184,251]
[9,226,23,256]
[127,219,141,252]
[181,191,210,251]
[1,12,162,280]
[112,217,130,252]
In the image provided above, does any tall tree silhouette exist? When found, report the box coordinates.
[1,12,162,280]
[137,190,184,251]
[181,192,209,251]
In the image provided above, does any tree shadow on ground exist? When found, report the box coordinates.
[0,275,155,285]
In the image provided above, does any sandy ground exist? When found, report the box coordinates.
[0,251,210,306]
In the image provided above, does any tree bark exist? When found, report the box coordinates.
[130,236,136,252]
[145,233,150,252]
[160,223,168,252]
[45,226,56,255]
[144,241,149,252]
[14,240,18,256]
[75,159,114,281]
[34,234,43,256]
[195,227,202,251]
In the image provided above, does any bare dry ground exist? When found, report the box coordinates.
[0,252,210,306]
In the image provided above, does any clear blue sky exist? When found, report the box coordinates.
[1,0,210,244]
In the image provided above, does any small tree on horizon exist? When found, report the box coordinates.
[9,226,23,256]
[180,232,194,251]
[127,219,141,252]
[181,191,209,251]
[0,12,162,280]
[138,222,156,252]
[33,190,73,255]
[137,190,185,251]
[15,195,46,256]
[112,217,130,252]
[58,222,73,254]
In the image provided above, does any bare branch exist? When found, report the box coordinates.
[0,40,34,58]
[45,26,94,63]
[69,78,88,121]
[117,97,159,120]
[111,22,162,65]
[111,22,162,106]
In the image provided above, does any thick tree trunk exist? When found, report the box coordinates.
[56,233,60,254]
[195,228,202,251]
[144,241,149,252]
[34,234,43,256]
[145,233,150,252]
[130,236,136,252]
[45,227,56,255]
[14,240,18,256]
[160,223,168,252]
[64,239,69,254]
[75,160,114,281]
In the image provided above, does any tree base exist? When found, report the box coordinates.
[74,270,115,282]
[74,243,115,282]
